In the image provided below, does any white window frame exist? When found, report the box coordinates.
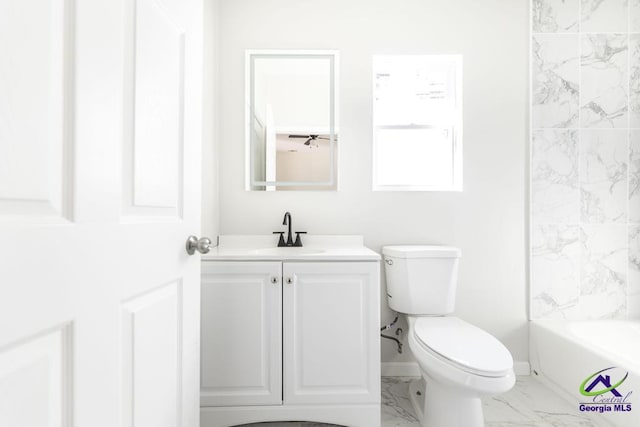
[372,55,463,192]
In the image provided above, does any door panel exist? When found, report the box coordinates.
[201,262,282,407]
[0,0,72,220]
[283,262,380,405]
[0,326,72,427]
[122,281,182,427]
[0,0,203,426]
[124,0,185,216]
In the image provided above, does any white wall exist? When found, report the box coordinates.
[209,0,530,364]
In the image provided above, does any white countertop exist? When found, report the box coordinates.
[203,235,381,261]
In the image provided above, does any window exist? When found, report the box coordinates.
[372,55,462,191]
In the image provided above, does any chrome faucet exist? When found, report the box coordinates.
[273,211,306,247]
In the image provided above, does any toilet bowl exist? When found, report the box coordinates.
[381,245,515,427]
[406,316,515,427]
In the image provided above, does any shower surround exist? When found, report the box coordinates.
[530,0,640,319]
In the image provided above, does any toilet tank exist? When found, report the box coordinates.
[382,245,461,315]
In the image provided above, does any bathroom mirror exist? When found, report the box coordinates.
[246,50,338,191]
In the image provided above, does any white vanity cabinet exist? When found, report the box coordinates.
[283,261,379,405]
[200,236,380,427]
[201,261,283,407]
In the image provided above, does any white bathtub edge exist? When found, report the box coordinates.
[530,320,637,427]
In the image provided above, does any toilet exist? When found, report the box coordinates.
[382,245,515,427]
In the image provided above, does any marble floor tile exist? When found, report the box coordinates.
[235,376,601,427]
[381,376,420,426]
[483,376,598,427]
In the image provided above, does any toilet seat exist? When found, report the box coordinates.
[413,317,513,377]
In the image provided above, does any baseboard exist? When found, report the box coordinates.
[514,361,531,376]
[381,361,531,377]
[381,362,421,377]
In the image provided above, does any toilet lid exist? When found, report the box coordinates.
[413,317,513,377]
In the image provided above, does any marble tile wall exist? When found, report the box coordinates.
[531,0,640,319]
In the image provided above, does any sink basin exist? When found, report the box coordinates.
[206,235,381,261]
[251,247,326,256]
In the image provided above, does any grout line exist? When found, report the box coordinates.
[628,0,631,317]
[577,0,583,312]
[528,0,533,321]
[532,31,632,35]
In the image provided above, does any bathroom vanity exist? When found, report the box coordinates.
[200,235,381,427]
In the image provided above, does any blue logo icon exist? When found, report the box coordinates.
[580,367,628,397]
[578,367,633,414]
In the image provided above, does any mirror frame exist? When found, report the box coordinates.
[245,50,339,190]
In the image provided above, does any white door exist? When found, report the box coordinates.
[283,262,380,405]
[201,261,282,407]
[0,0,203,426]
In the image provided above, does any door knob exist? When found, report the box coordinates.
[186,235,212,255]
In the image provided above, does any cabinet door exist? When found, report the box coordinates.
[201,261,282,407]
[283,262,380,405]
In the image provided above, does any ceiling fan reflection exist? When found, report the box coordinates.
[288,134,333,147]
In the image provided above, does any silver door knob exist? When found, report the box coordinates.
[186,235,212,255]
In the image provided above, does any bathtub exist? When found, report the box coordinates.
[530,320,640,427]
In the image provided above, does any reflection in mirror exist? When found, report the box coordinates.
[246,51,338,191]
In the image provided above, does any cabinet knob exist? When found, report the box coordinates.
[286,277,293,284]
[270,276,279,284]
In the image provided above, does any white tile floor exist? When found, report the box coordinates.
[236,376,600,427]
[382,376,599,427]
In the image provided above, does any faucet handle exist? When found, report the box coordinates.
[293,232,307,247]
[273,231,286,247]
